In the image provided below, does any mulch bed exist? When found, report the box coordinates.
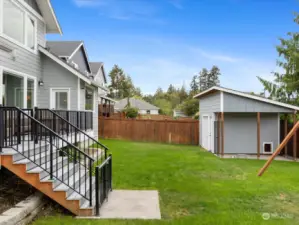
[0,167,36,214]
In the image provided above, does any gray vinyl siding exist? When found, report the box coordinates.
[0,2,46,82]
[199,92,221,114]
[223,92,293,113]
[69,47,90,74]
[223,113,279,154]
[40,55,78,110]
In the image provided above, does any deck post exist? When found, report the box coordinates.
[221,112,224,157]
[293,112,297,161]
[284,114,288,157]
[257,112,261,159]
[217,113,220,155]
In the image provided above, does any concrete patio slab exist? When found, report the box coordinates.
[77,190,161,220]
[220,154,298,162]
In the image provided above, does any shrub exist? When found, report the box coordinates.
[124,107,139,118]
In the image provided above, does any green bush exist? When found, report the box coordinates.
[124,107,139,118]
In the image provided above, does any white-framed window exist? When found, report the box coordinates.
[146,110,150,114]
[263,142,273,154]
[85,87,94,111]
[50,88,70,110]
[0,66,37,108]
[0,0,37,53]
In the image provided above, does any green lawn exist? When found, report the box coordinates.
[33,140,299,225]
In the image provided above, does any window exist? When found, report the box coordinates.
[263,142,273,154]
[1,0,37,52]
[85,87,94,111]
[27,79,34,108]
[146,110,150,114]
[50,89,70,110]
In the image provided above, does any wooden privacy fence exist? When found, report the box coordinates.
[98,118,199,145]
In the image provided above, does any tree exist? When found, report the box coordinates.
[198,66,221,92]
[208,66,221,87]
[199,68,209,91]
[190,75,199,96]
[167,84,176,95]
[178,85,188,103]
[258,13,299,105]
[107,65,141,100]
[180,99,199,116]
[153,98,172,115]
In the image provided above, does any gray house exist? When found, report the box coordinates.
[0,0,112,216]
[115,98,160,115]
[194,86,299,156]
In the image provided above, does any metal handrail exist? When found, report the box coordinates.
[0,106,95,206]
[37,108,108,151]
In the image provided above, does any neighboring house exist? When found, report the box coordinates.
[173,109,188,118]
[89,61,109,97]
[115,98,160,115]
[194,86,299,157]
[0,0,111,217]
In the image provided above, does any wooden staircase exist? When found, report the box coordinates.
[0,107,112,216]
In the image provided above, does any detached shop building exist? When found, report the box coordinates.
[194,86,299,157]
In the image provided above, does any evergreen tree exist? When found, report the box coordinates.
[208,66,221,87]
[258,13,299,105]
[199,68,209,91]
[190,75,199,96]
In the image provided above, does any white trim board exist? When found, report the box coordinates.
[50,87,71,110]
[38,46,91,84]
[194,86,299,111]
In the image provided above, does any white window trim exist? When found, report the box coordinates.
[0,65,37,108]
[263,142,273,154]
[50,88,71,110]
[84,86,95,113]
[0,0,38,54]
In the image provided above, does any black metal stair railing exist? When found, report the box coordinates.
[35,108,108,163]
[0,106,95,207]
[95,154,112,216]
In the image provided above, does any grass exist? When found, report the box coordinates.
[32,140,299,225]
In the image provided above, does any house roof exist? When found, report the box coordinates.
[193,86,299,111]
[90,62,103,74]
[89,62,107,83]
[115,98,160,110]
[38,45,91,84]
[46,41,83,57]
[35,0,62,34]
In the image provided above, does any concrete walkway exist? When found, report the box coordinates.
[78,190,161,220]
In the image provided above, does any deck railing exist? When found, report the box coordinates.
[0,106,95,206]
[35,108,108,162]
[95,154,112,216]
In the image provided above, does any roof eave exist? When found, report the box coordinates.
[37,0,62,35]
[193,86,299,111]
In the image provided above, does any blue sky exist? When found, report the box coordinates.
[48,0,299,95]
